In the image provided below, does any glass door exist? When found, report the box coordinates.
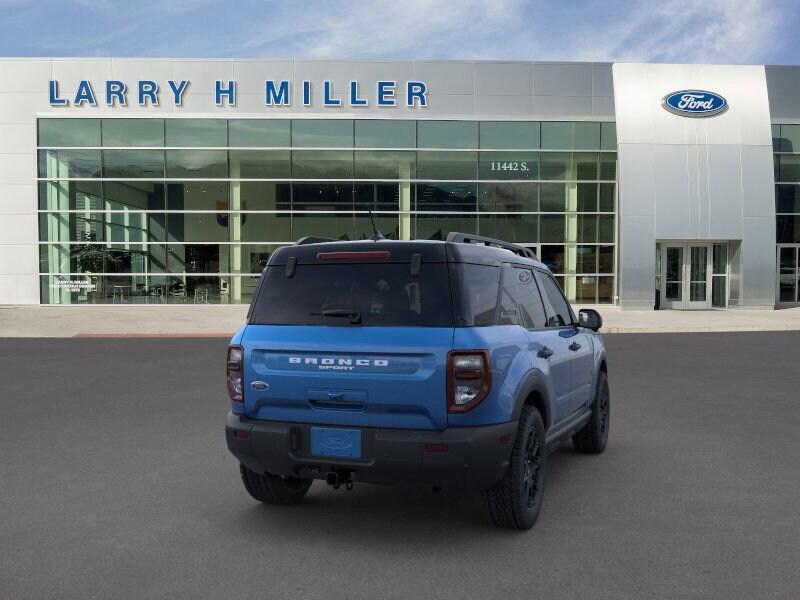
[659,243,713,309]
[778,246,799,304]
[661,245,684,309]
[686,246,711,309]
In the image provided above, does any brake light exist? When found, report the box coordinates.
[227,345,244,402]
[447,350,491,413]
[316,250,391,261]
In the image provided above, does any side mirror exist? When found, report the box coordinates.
[578,308,603,332]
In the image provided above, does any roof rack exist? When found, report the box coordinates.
[295,236,338,246]
[446,232,538,260]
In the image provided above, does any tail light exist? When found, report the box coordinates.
[447,350,491,413]
[227,345,244,402]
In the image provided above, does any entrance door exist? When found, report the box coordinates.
[686,246,711,309]
[661,245,685,309]
[777,246,799,304]
[660,243,713,309]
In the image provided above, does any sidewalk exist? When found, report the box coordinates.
[1,304,800,337]
[579,305,800,333]
[0,305,248,338]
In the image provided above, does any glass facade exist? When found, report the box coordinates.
[37,118,617,304]
[773,124,800,304]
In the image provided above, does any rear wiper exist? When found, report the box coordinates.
[310,308,362,324]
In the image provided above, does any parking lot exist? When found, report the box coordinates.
[1,332,799,599]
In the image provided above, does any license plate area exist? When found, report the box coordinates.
[310,427,362,459]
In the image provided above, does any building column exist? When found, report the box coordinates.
[399,163,412,240]
[44,157,71,304]
[229,160,242,303]
[564,177,578,301]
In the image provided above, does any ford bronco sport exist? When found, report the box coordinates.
[225,232,609,529]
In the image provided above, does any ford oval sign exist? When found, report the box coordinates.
[662,90,728,117]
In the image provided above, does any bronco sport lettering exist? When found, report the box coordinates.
[288,357,390,367]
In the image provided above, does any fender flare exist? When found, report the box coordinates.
[511,370,552,430]
[595,348,608,386]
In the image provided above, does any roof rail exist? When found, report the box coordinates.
[295,236,338,246]
[446,232,538,260]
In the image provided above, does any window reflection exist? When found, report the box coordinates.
[417,121,478,149]
[103,119,164,147]
[165,119,227,147]
[416,183,476,211]
[165,150,228,178]
[103,149,164,178]
[355,120,416,148]
[37,118,617,304]
[39,119,101,147]
[38,149,102,178]
[417,151,477,180]
[291,120,353,147]
[229,119,290,147]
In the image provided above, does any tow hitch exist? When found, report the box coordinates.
[325,470,354,490]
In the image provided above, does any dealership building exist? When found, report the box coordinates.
[0,58,799,310]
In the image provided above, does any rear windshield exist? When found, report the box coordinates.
[249,263,453,326]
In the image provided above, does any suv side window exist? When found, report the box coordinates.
[455,263,502,326]
[497,280,519,326]
[535,270,574,327]
[499,265,548,329]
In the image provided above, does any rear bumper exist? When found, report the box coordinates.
[226,412,517,491]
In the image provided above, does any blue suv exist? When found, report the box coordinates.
[225,233,609,529]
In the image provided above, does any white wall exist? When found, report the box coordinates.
[0,59,48,304]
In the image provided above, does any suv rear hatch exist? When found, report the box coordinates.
[243,243,454,430]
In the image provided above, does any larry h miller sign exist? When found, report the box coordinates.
[47,79,429,109]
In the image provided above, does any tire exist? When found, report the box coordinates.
[572,371,610,454]
[484,406,546,530]
[239,464,312,505]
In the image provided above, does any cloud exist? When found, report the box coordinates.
[228,0,530,59]
[0,0,794,64]
[566,0,786,64]
[226,0,792,64]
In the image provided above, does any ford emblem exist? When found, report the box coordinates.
[662,90,728,117]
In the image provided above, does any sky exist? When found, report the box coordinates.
[0,0,798,65]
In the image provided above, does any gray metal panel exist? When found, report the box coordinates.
[51,58,113,92]
[619,216,656,309]
[617,144,656,218]
[111,58,174,90]
[475,95,534,116]
[412,60,475,95]
[236,60,294,94]
[7,57,616,121]
[741,145,777,217]
[533,62,593,97]
[424,93,476,117]
[741,216,777,307]
[592,96,615,118]
[530,95,594,119]
[707,145,745,239]
[474,62,532,96]
[592,63,614,98]
[765,66,800,121]
[652,144,695,237]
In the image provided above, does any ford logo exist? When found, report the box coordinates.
[320,434,352,452]
[662,90,728,117]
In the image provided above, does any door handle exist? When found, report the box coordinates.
[568,342,582,352]
[537,346,554,359]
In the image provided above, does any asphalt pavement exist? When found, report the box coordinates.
[1,333,799,599]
